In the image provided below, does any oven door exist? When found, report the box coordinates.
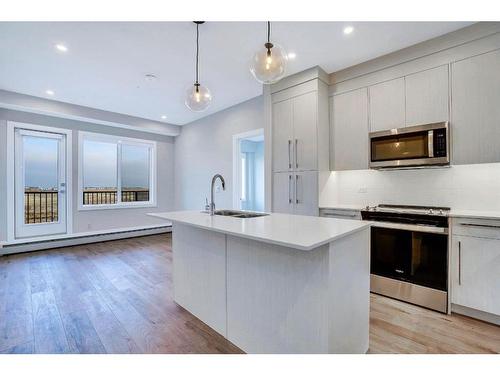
[370,226,448,291]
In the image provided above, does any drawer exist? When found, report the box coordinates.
[320,208,361,220]
[452,218,500,239]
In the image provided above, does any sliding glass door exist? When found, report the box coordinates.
[14,129,68,238]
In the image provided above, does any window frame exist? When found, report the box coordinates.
[78,131,157,211]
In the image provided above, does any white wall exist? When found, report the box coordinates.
[174,96,264,210]
[319,163,500,211]
[0,108,175,241]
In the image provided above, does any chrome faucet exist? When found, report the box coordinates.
[210,174,226,215]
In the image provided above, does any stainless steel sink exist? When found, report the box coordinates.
[212,209,269,218]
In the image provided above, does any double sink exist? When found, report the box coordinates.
[208,209,269,219]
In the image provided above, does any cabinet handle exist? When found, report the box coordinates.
[295,174,299,204]
[295,139,299,169]
[288,140,292,169]
[458,241,462,286]
[288,175,292,204]
[322,212,357,218]
[460,223,500,229]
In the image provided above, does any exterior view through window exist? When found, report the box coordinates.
[23,135,59,223]
[80,133,155,207]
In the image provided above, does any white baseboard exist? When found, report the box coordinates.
[451,303,500,326]
[0,225,171,255]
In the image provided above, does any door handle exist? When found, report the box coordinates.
[395,269,404,274]
[295,174,299,204]
[288,175,292,204]
[458,241,462,286]
[288,140,292,169]
[295,139,298,169]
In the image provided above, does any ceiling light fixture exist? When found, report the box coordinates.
[250,21,287,84]
[287,52,296,60]
[145,73,157,81]
[55,43,68,52]
[161,115,167,120]
[343,26,354,35]
[185,21,212,112]
[45,89,55,96]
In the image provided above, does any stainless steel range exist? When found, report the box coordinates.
[361,204,450,313]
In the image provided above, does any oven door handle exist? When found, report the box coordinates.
[368,221,448,235]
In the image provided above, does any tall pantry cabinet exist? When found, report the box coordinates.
[270,67,330,216]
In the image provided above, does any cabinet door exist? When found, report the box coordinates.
[451,49,500,165]
[272,172,294,214]
[369,77,405,132]
[451,236,500,315]
[405,65,449,126]
[331,88,369,170]
[272,99,293,172]
[292,91,318,171]
[293,171,318,216]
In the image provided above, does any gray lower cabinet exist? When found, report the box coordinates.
[272,171,318,216]
[368,77,405,132]
[405,65,449,126]
[330,88,369,170]
[451,49,500,165]
[451,232,500,317]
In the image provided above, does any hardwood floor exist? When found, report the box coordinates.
[0,233,499,354]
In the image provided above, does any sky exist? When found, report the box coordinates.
[24,136,150,189]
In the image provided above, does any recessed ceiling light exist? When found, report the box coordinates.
[144,74,157,81]
[55,43,68,52]
[343,26,354,35]
[287,52,297,60]
[161,115,167,120]
[45,89,55,96]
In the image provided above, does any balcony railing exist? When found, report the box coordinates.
[83,190,149,205]
[24,191,58,224]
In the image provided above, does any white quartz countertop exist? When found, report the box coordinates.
[449,209,500,220]
[148,211,371,251]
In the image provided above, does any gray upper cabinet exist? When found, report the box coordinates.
[292,91,318,171]
[330,88,369,171]
[451,49,500,165]
[405,65,449,126]
[272,99,293,172]
[368,77,405,132]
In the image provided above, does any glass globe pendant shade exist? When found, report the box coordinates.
[249,43,287,84]
[185,83,212,112]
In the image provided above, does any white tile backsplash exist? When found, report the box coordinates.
[319,163,500,210]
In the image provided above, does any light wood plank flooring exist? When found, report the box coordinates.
[0,234,498,354]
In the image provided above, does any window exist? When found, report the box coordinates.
[79,132,156,209]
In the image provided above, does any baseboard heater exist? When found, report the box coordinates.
[0,225,171,256]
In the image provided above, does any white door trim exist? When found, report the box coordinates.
[7,121,73,241]
[232,128,264,210]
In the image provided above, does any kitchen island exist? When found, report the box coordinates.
[148,211,371,354]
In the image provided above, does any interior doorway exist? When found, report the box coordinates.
[232,129,264,212]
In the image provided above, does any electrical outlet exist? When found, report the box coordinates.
[87,223,92,230]
[358,187,368,194]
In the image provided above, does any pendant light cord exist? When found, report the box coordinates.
[267,21,270,44]
[195,22,200,85]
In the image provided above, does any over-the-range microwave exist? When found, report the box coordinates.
[369,122,450,169]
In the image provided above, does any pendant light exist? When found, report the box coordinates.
[249,21,287,84]
[185,21,212,112]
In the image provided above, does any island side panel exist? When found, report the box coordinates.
[328,227,370,353]
[226,235,330,353]
[172,223,227,336]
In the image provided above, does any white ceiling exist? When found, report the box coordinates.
[0,22,473,125]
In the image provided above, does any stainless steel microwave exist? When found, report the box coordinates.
[369,122,450,169]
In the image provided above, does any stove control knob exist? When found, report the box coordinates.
[428,209,434,214]
[365,206,370,211]
[439,209,444,215]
